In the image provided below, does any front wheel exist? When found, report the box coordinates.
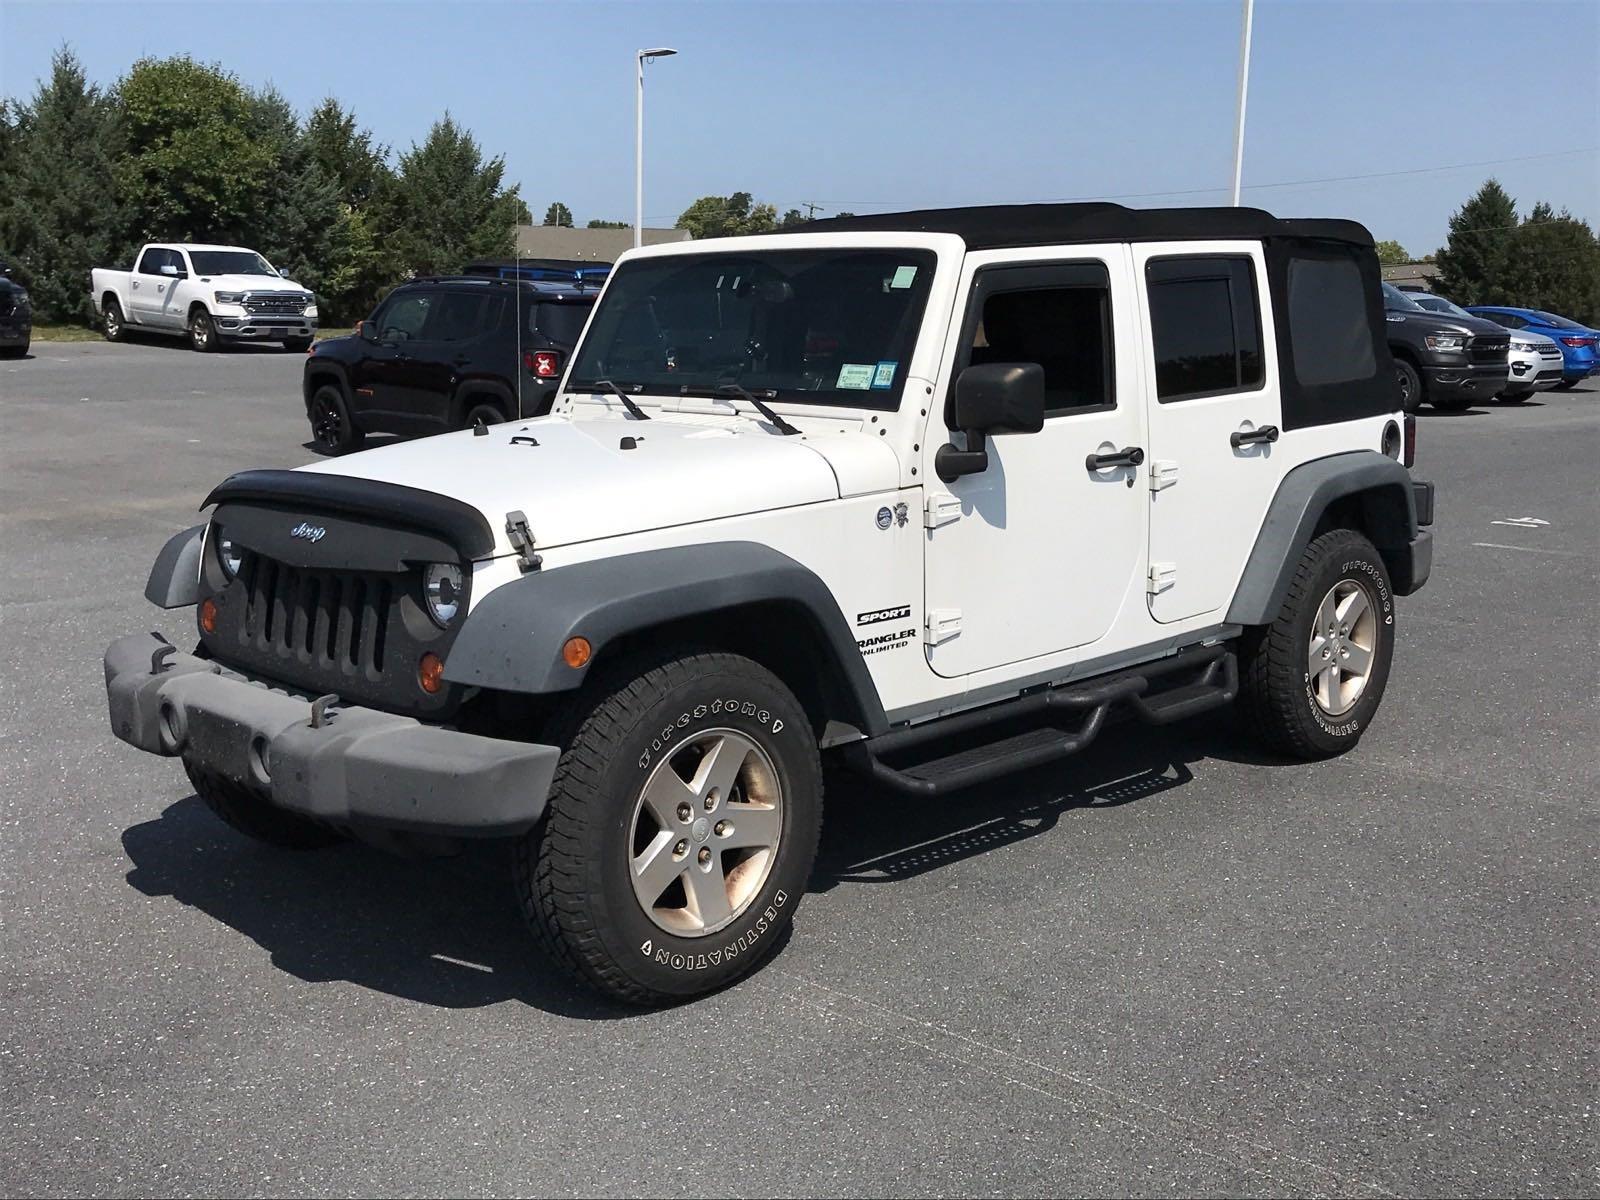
[189,308,219,352]
[1237,529,1396,760]
[1394,359,1423,414]
[516,651,822,1005]
[308,383,364,454]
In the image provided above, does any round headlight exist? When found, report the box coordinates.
[216,530,242,578]
[423,562,463,626]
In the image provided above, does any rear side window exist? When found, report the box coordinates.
[532,301,591,347]
[1146,256,1263,401]
[430,292,489,342]
[1285,257,1376,387]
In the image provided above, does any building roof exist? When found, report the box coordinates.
[797,203,1374,250]
[513,225,691,262]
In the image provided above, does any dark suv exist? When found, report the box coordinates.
[302,274,599,453]
[0,261,32,358]
[1382,282,1509,412]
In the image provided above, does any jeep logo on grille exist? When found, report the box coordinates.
[290,522,327,543]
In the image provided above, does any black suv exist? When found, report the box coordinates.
[0,261,32,358]
[1382,282,1509,413]
[302,274,599,453]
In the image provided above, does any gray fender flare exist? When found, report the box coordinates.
[145,524,205,609]
[444,541,888,735]
[1227,451,1420,626]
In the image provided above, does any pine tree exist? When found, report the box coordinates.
[1504,204,1600,325]
[542,202,573,227]
[0,50,123,322]
[388,114,522,275]
[1434,179,1519,305]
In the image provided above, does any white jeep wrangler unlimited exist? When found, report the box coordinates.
[105,204,1434,1004]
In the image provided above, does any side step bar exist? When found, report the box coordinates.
[842,643,1238,798]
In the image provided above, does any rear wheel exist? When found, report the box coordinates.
[103,298,125,342]
[460,400,507,431]
[1237,529,1396,760]
[189,308,219,352]
[516,650,821,1005]
[184,760,342,849]
[308,383,364,454]
[1394,359,1423,414]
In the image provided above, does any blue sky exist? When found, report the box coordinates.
[3,0,1595,255]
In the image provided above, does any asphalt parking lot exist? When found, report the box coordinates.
[2,339,1595,1197]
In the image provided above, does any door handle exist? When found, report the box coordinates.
[1230,425,1280,448]
[1085,446,1145,471]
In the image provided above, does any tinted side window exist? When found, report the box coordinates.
[1284,257,1376,387]
[1147,256,1263,401]
[137,248,172,274]
[430,292,488,342]
[533,301,591,347]
[378,293,435,341]
[962,268,1114,417]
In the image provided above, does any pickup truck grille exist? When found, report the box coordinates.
[1468,334,1509,363]
[243,292,310,315]
[236,551,394,681]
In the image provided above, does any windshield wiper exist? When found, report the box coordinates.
[571,378,650,421]
[684,383,800,436]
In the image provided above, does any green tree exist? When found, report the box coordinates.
[300,97,398,322]
[543,202,573,227]
[387,113,522,275]
[1503,203,1600,325]
[586,218,629,229]
[1434,179,1519,306]
[779,208,808,228]
[1373,239,1410,265]
[676,191,779,238]
[303,97,390,208]
[114,56,277,245]
[0,49,123,322]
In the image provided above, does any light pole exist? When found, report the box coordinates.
[1229,0,1255,207]
[635,47,677,248]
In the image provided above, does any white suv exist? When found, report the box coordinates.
[104,203,1433,1004]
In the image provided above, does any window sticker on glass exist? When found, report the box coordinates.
[836,363,876,390]
[890,265,918,289]
[871,361,897,389]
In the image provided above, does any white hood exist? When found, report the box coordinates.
[202,274,311,295]
[296,412,898,556]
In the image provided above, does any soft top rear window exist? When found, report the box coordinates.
[565,249,938,410]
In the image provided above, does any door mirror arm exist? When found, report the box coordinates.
[935,433,989,483]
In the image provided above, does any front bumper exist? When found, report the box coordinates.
[214,307,318,341]
[1421,359,1510,400]
[105,632,557,836]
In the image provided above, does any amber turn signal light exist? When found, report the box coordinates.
[418,652,445,694]
[199,597,218,634]
[562,637,592,669]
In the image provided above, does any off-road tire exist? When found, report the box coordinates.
[308,383,365,454]
[103,298,126,342]
[1237,529,1396,760]
[283,337,313,353]
[1394,359,1423,414]
[516,650,822,1005]
[184,760,343,849]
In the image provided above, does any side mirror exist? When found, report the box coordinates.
[278,267,290,278]
[158,263,181,278]
[936,363,1046,482]
[357,320,377,342]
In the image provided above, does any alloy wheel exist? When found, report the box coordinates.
[627,729,783,937]
[1307,578,1378,716]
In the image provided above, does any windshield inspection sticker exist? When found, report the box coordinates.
[871,361,897,389]
[890,265,918,289]
[837,363,875,390]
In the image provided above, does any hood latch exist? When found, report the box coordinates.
[505,510,541,573]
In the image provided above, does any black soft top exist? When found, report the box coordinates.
[798,203,1373,251]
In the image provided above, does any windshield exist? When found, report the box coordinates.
[189,250,278,277]
[1382,282,1423,312]
[566,249,938,409]
[1413,294,1473,318]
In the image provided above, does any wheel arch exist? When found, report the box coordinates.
[1228,451,1422,625]
[450,379,518,426]
[444,542,888,739]
[303,361,352,414]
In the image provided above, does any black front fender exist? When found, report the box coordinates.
[444,542,888,735]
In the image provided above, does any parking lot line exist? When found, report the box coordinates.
[1469,541,1584,557]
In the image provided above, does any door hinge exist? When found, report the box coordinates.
[1147,562,1178,595]
[1149,459,1180,491]
[924,492,963,529]
[505,510,541,573]
[926,607,963,644]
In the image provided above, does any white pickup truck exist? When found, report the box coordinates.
[92,243,318,352]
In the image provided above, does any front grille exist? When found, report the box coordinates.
[243,293,310,315]
[1468,335,1509,363]
[1539,347,1564,362]
[236,552,393,682]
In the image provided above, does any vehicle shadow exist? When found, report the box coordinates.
[1414,406,1489,418]
[300,433,407,457]
[121,716,1250,1017]
[121,797,638,1020]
